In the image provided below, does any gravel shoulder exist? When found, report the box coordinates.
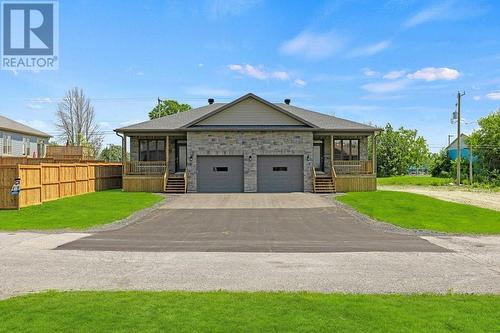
[378,185,500,211]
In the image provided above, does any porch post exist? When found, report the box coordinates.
[372,133,377,175]
[122,134,127,175]
[165,135,169,175]
[330,134,334,172]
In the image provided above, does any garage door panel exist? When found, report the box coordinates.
[257,156,304,192]
[197,156,244,192]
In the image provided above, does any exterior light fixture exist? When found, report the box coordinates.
[249,155,252,160]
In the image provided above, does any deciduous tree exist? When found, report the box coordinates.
[55,87,104,154]
[149,100,191,120]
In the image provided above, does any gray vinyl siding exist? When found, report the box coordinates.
[0,130,47,157]
[196,98,305,126]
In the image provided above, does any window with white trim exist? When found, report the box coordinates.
[23,137,31,156]
[2,135,12,155]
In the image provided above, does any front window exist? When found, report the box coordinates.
[23,137,31,156]
[334,139,360,161]
[2,135,12,155]
[139,139,165,161]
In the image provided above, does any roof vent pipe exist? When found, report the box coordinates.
[208,98,215,105]
[284,98,291,105]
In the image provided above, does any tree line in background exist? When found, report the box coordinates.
[376,109,500,186]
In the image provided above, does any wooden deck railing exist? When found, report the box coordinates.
[124,161,167,175]
[332,160,373,175]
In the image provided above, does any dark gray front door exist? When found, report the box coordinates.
[257,155,304,192]
[197,156,244,192]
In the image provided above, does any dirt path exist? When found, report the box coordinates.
[379,186,500,211]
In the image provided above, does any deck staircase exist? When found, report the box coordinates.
[314,176,336,194]
[165,176,186,193]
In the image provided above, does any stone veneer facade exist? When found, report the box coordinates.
[186,131,314,192]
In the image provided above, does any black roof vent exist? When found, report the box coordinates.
[284,98,291,105]
[208,98,215,105]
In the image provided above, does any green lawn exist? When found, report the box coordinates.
[0,291,498,333]
[378,176,453,186]
[337,191,500,234]
[0,190,163,231]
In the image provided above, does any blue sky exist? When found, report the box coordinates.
[1,0,500,151]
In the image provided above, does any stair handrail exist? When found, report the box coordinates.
[312,166,317,193]
[183,171,188,193]
[163,172,168,192]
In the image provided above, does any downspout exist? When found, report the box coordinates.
[115,131,126,175]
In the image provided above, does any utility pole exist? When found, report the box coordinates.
[469,145,473,184]
[456,91,465,185]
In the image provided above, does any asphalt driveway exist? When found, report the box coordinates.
[58,194,447,253]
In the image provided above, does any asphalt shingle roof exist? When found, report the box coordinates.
[0,115,51,137]
[115,94,378,132]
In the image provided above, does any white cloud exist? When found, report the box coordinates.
[362,80,409,93]
[404,2,452,28]
[406,67,460,81]
[294,79,307,87]
[473,95,481,101]
[362,68,379,77]
[228,64,291,81]
[349,40,391,57]
[208,0,261,19]
[26,103,44,110]
[25,97,56,110]
[197,63,204,68]
[280,30,345,60]
[16,119,53,133]
[270,71,290,80]
[27,97,55,104]
[186,86,234,97]
[383,70,406,80]
[486,91,500,100]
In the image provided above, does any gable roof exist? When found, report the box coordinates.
[446,133,469,150]
[115,93,378,133]
[184,93,317,128]
[0,115,51,138]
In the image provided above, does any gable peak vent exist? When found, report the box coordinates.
[284,98,291,105]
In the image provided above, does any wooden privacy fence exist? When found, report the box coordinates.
[0,157,103,165]
[0,162,122,209]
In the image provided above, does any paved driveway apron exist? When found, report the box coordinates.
[59,193,447,253]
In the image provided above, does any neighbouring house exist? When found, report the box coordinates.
[0,115,51,158]
[115,93,380,193]
[447,134,472,161]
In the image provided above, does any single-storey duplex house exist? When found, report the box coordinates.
[0,115,51,158]
[115,93,380,193]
